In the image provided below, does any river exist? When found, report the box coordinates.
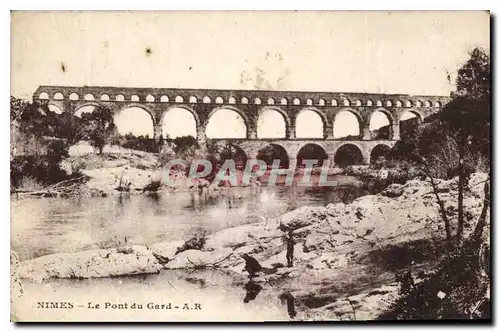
[12,176,367,262]
[11,176,369,321]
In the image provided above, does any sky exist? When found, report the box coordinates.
[11,11,490,138]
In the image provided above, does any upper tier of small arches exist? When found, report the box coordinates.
[34,85,449,110]
[36,91,444,109]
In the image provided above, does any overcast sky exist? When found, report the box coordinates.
[11,11,490,138]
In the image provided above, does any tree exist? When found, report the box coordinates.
[80,106,117,154]
[172,135,199,155]
[379,48,491,320]
[444,47,490,244]
[455,47,490,101]
[389,47,490,248]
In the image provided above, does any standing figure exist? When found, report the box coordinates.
[284,230,297,267]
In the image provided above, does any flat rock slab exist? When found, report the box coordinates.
[19,245,162,282]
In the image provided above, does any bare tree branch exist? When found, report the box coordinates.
[470,178,490,246]
[420,166,453,247]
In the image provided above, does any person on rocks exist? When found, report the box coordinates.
[241,253,262,279]
[284,230,297,267]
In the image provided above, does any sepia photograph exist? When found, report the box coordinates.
[9,10,491,322]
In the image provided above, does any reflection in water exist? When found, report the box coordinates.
[11,176,368,261]
[243,281,263,303]
[279,292,297,319]
[17,269,290,321]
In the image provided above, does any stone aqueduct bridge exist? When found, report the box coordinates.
[33,85,450,165]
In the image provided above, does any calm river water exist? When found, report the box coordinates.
[11,176,367,262]
[11,176,369,321]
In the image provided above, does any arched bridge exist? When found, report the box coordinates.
[33,85,450,165]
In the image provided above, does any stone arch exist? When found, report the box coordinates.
[433,101,441,108]
[424,100,431,107]
[366,99,373,107]
[293,98,301,105]
[257,107,290,139]
[334,143,364,167]
[114,105,155,137]
[400,109,423,123]
[146,94,155,102]
[400,109,424,139]
[296,143,328,167]
[280,98,288,105]
[206,107,248,139]
[416,100,422,107]
[385,100,393,107]
[228,96,236,104]
[376,100,383,107]
[370,144,391,165]
[295,108,327,138]
[69,92,79,100]
[333,108,363,139]
[115,94,125,102]
[47,103,63,114]
[222,143,248,170]
[203,96,211,104]
[331,99,338,106]
[189,96,197,103]
[161,106,199,139]
[342,99,350,107]
[160,95,169,102]
[161,105,201,128]
[131,95,140,102]
[254,97,262,105]
[256,143,290,169]
[306,98,313,106]
[175,96,184,103]
[100,94,110,101]
[38,92,49,99]
[53,92,64,100]
[215,96,224,104]
[267,97,275,105]
[74,102,100,117]
[396,100,403,107]
[369,108,394,139]
[318,99,326,106]
[84,93,95,101]
[241,97,249,104]
[405,100,412,107]
[355,100,362,107]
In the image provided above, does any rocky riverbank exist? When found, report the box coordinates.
[13,172,489,320]
[60,150,360,196]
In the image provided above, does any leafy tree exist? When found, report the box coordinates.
[172,135,199,155]
[455,47,490,101]
[46,111,84,145]
[11,97,50,136]
[80,106,117,154]
[389,47,490,248]
[433,47,490,244]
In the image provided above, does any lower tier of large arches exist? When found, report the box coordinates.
[207,139,396,168]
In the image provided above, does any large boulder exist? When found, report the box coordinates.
[148,240,186,264]
[274,206,328,231]
[19,245,162,282]
[165,248,233,269]
[381,183,404,198]
[205,223,279,250]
